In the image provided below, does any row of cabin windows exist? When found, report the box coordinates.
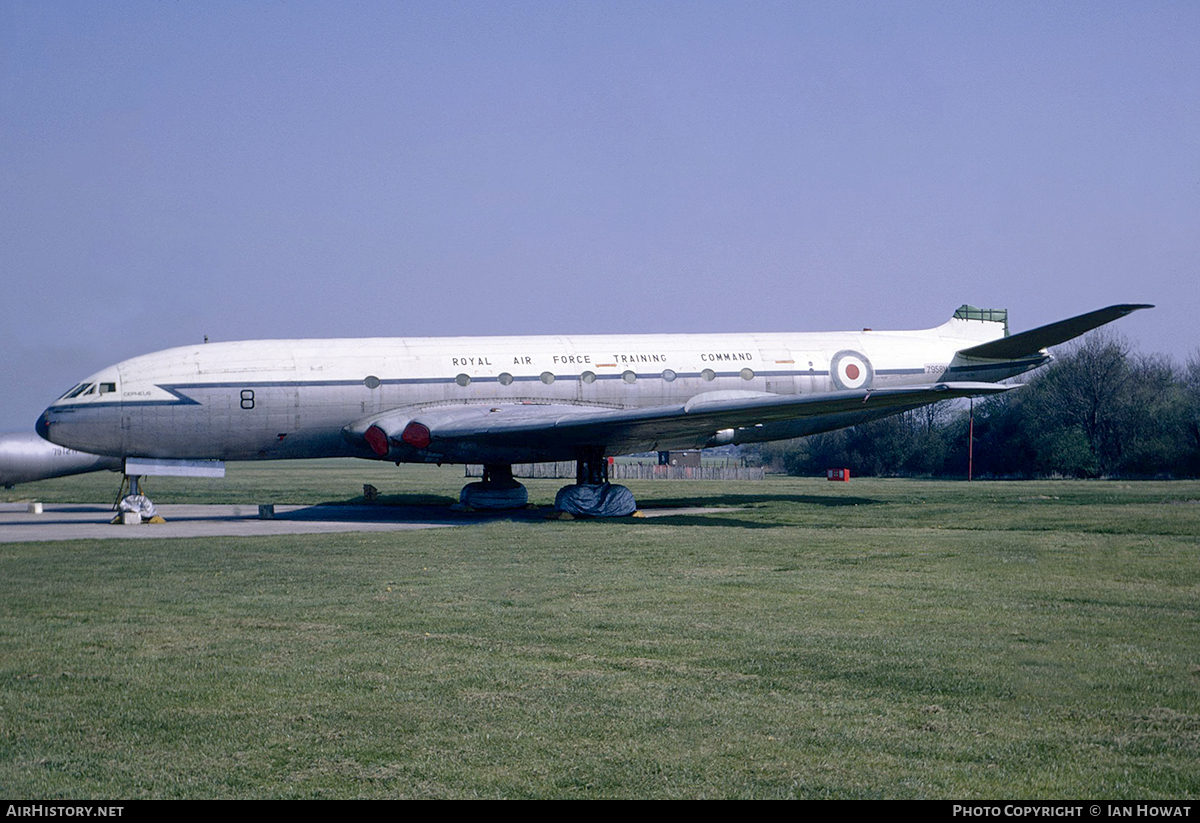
[439,368,756,389]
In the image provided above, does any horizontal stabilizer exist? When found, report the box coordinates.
[956,304,1152,360]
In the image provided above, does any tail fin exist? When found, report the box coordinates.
[955,304,1152,360]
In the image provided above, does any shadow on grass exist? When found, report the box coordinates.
[621,514,782,529]
[297,491,882,529]
[639,493,880,509]
[329,493,460,508]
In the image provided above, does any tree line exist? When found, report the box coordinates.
[754,333,1200,479]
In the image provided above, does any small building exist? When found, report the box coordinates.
[663,450,702,468]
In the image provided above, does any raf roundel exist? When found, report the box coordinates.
[829,350,874,391]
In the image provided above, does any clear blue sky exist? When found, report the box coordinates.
[2,1,1196,430]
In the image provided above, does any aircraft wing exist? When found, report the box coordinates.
[955,304,1153,360]
[348,382,1013,463]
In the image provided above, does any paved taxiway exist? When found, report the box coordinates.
[0,502,729,543]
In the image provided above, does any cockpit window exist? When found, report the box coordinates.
[65,383,94,399]
[99,383,116,394]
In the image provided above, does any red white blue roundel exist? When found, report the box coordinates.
[830,350,873,390]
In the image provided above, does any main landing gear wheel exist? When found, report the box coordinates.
[457,463,529,510]
[553,448,637,518]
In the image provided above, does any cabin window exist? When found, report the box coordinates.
[662,369,676,382]
[740,368,755,381]
[622,370,637,384]
[455,373,471,387]
[363,375,381,389]
[580,371,596,384]
[540,372,555,385]
[701,369,715,381]
[498,372,514,386]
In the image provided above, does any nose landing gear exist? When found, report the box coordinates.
[112,474,165,524]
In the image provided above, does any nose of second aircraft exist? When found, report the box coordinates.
[35,409,52,441]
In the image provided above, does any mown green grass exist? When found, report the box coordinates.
[2,465,1198,798]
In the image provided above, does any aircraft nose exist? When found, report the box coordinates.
[35,410,51,441]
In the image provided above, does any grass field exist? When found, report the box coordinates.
[2,463,1198,798]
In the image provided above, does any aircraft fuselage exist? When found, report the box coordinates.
[37,318,1037,464]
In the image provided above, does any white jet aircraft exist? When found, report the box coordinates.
[36,303,1150,516]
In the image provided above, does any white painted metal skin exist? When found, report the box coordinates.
[35,306,1148,469]
[0,432,121,488]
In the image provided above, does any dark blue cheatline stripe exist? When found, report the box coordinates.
[166,370,834,391]
[171,368,838,389]
[44,402,124,412]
